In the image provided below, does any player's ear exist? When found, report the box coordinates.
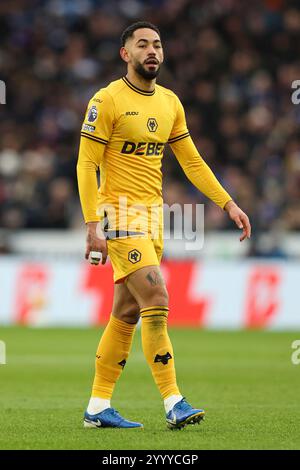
[120,47,130,63]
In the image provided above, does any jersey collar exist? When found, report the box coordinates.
[122,76,155,96]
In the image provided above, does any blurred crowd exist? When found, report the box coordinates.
[0,0,300,252]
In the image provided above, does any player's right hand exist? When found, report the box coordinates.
[85,222,108,265]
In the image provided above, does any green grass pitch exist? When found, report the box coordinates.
[0,327,299,450]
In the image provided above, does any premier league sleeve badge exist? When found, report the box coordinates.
[87,105,98,123]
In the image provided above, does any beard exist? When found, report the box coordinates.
[134,61,161,80]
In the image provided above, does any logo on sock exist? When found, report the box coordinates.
[118,359,127,368]
[154,352,172,365]
[96,354,101,359]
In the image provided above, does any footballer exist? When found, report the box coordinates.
[77,21,251,429]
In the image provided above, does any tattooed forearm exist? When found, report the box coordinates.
[146,270,164,286]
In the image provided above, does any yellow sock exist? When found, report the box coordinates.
[140,306,180,399]
[91,315,136,399]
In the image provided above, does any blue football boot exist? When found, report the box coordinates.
[166,398,205,430]
[84,408,143,429]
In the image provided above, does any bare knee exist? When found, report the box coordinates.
[112,282,140,324]
[142,285,169,308]
[113,304,140,324]
[126,266,169,308]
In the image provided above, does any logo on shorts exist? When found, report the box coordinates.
[128,249,141,264]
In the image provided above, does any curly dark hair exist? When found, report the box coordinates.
[121,21,161,47]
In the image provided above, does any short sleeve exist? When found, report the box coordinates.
[168,95,190,144]
[81,89,115,145]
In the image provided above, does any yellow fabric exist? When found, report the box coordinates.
[170,136,232,209]
[140,306,180,399]
[92,315,136,399]
[77,137,102,222]
[108,229,163,283]
[77,77,232,226]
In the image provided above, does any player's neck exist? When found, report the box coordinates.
[125,71,156,93]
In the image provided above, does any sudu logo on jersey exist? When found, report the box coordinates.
[121,141,165,156]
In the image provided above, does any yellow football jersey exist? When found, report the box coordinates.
[77,76,232,232]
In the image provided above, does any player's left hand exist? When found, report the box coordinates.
[224,200,251,242]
